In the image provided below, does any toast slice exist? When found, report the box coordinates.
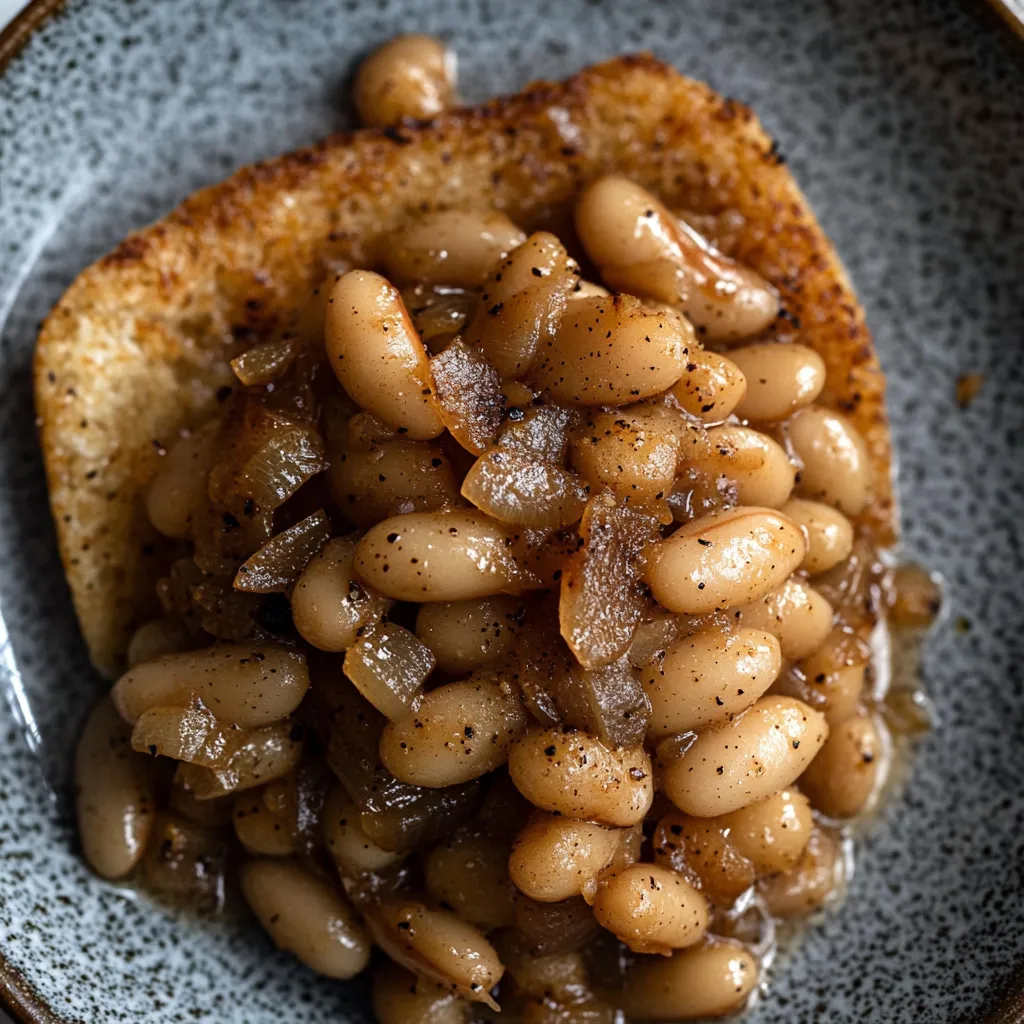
[34,54,894,679]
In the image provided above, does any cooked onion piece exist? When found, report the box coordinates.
[343,623,435,720]
[230,338,298,387]
[175,718,304,799]
[496,404,576,463]
[209,398,327,511]
[560,493,661,669]
[233,509,331,593]
[462,448,589,528]
[430,336,506,454]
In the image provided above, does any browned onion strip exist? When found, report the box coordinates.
[461,448,588,528]
[558,658,651,748]
[230,338,298,387]
[401,284,475,353]
[140,814,230,912]
[209,398,327,511]
[495,405,577,463]
[514,894,602,957]
[175,718,303,799]
[343,623,435,721]
[233,509,331,593]
[357,778,484,853]
[131,699,233,767]
[559,493,661,669]
[430,336,505,455]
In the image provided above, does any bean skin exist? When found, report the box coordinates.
[641,626,781,738]
[661,696,829,817]
[644,506,806,615]
[508,727,653,827]
[614,938,759,1020]
[379,676,528,787]
[592,863,709,955]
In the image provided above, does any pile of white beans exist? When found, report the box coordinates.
[73,36,898,1024]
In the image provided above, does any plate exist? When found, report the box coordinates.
[1,1,1023,1021]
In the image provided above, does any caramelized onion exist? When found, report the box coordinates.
[324,682,483,850]
[140,814,229,912]
[358,778,484,853]
[233,509,331,593]
[557,658,651,748]
[209,398,327,512]
[175,718,303,799]
[401,284,475,353]
[496,405,576,463]
[430,336,505,455]
[560,493,661,669]
[131,699,232,767]
[343,623,435,721]
[514,894,602,957]
[461,448,588,528]
[230,338,298,387]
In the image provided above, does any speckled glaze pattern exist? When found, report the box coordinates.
[0,1,1021,1022]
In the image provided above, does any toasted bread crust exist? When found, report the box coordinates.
[34,54,894,678]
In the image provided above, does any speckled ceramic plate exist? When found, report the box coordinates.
[1,1,1023,1022]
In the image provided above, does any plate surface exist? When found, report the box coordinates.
[1,1,1023,1022]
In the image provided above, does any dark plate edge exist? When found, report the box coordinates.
[0,960,63,1024]
[0,0,1022,1022]
[0,0,63,73]
[984,0,1024,41]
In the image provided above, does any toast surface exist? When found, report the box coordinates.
[34,54,894,678]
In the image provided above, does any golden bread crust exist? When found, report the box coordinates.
[34,54,893,677]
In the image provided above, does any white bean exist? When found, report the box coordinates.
[385,210,526,288]
[732,578,833,661]
[111,645,309,727]
[509,811,623,904]
[354,510,519,602]
[642,626,781,738]
[702,425,795,508]
[326,269,443,440]
[508,727,653,827]
[379,675,527,787]
[615,939,759,1020]
[661,696,829,817]
[354,34,456,127]
[788,405,872,515]
[292,535,392,652]
[373,961,470,1024]
[241,858,370,979]
[644,506,806,615]
[529,294,691,405]
[75,698,154,879]
[145,421,217,539]
[781,497,855,575]
[367,899,504,1006]
[593,864,708,955]
[414,596,524,675]
[800,711,886,819]
[729,342,826,421]
[575,176,778,343]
